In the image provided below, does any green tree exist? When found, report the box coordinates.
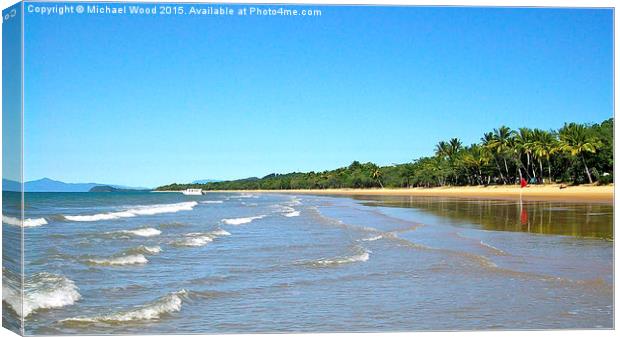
[558,123,602,184]
[531,129,558,183]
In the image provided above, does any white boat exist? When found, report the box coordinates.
[182,189,204,196]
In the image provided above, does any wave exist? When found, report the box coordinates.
[479,240,508,256]
[284,210,300,217]
[310,247,371,267]
[60,290,188,325]
[159,222,187,228]
[210,228,231,236]
[201,200,223,204]
[361,235,383,242]
[274,205,300,217]
[234,193,258,199]
[64,202,198,222]
[454,232,509,256]
[86,254,148,266]
[124,245,162,255]
[3,215,48,227]
[222,215,265,225]
[172,233,213,247]
[111,228,162,237]
[287,197,302,206]
[3,271,81,317]
[172,229,230,247]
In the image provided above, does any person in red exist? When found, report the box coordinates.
[520,177,528,188]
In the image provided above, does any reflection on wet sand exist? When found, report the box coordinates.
[355,196,613,240]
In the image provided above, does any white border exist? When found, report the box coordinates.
[0,1,616,337]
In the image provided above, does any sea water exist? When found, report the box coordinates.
[2,192,612,334]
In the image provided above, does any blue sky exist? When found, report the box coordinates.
[23,4,613,187]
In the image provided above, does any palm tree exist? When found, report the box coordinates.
[481,132,506,184]
[435,138,462,160]
[531,129,558,183]
[449,138,463,155]
[461,144,490,185]
[371,167,384,188]
[514,128,535,180]
[558,123,602,184]
[487,126,515,183]
[435,141,450,159]
[448,138,463,184]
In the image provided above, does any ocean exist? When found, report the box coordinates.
[2,191,613,334]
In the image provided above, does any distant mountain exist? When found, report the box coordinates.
[2,179,20,192]
[192,179,222,184]
[88,185,142,193]
[3,178,149,192]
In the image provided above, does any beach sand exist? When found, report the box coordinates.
[205,184,614,203]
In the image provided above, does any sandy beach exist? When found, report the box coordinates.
[202,184,614,203]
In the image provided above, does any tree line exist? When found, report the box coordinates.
[156,118,613,191]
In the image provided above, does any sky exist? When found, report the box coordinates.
[22,3,613,187]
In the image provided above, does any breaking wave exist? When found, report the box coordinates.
[63,202,198,222]
[171,228,231,247]
[222,215,265,225]
[124,245,162,255]
[210,228,231,236]
[172,233,213,247]
[273,204,300,217]
[287,197,302,206]
[110,228,162,237]
[201,200,223,204]
[234,193,258,199]
[284,210,300,217]
[60,290,188,325]
[86,254,148,266]
[3,271,81,317]
[3,215,48,227]
[309,247,371,267]
[361,235,383,242]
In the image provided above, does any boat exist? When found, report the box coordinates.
[182,188,204,196]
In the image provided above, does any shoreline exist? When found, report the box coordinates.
[190,184,614,203]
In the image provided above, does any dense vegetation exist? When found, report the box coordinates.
[156,118,613,191]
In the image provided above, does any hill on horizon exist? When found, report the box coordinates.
[2,178,150,192]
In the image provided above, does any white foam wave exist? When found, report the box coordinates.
[361,235,383,242]
[284,211,300,217]
[64,202,198,222]
[222,215,265,225]
[235,193,258,199]
[3,215,48,227]
[313,248,371,266]
[141,246,162,254]
[172,228,231,247]
[287,197,302,206]
[127,245,162,255]
[61,290,187,324]
[173,236,213,247]
[3,272,81,317]
[87,254,148,266]
[173,232,213,247]
[112,228,162,237]
[201,200,223,204]
[210,229,231,236]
